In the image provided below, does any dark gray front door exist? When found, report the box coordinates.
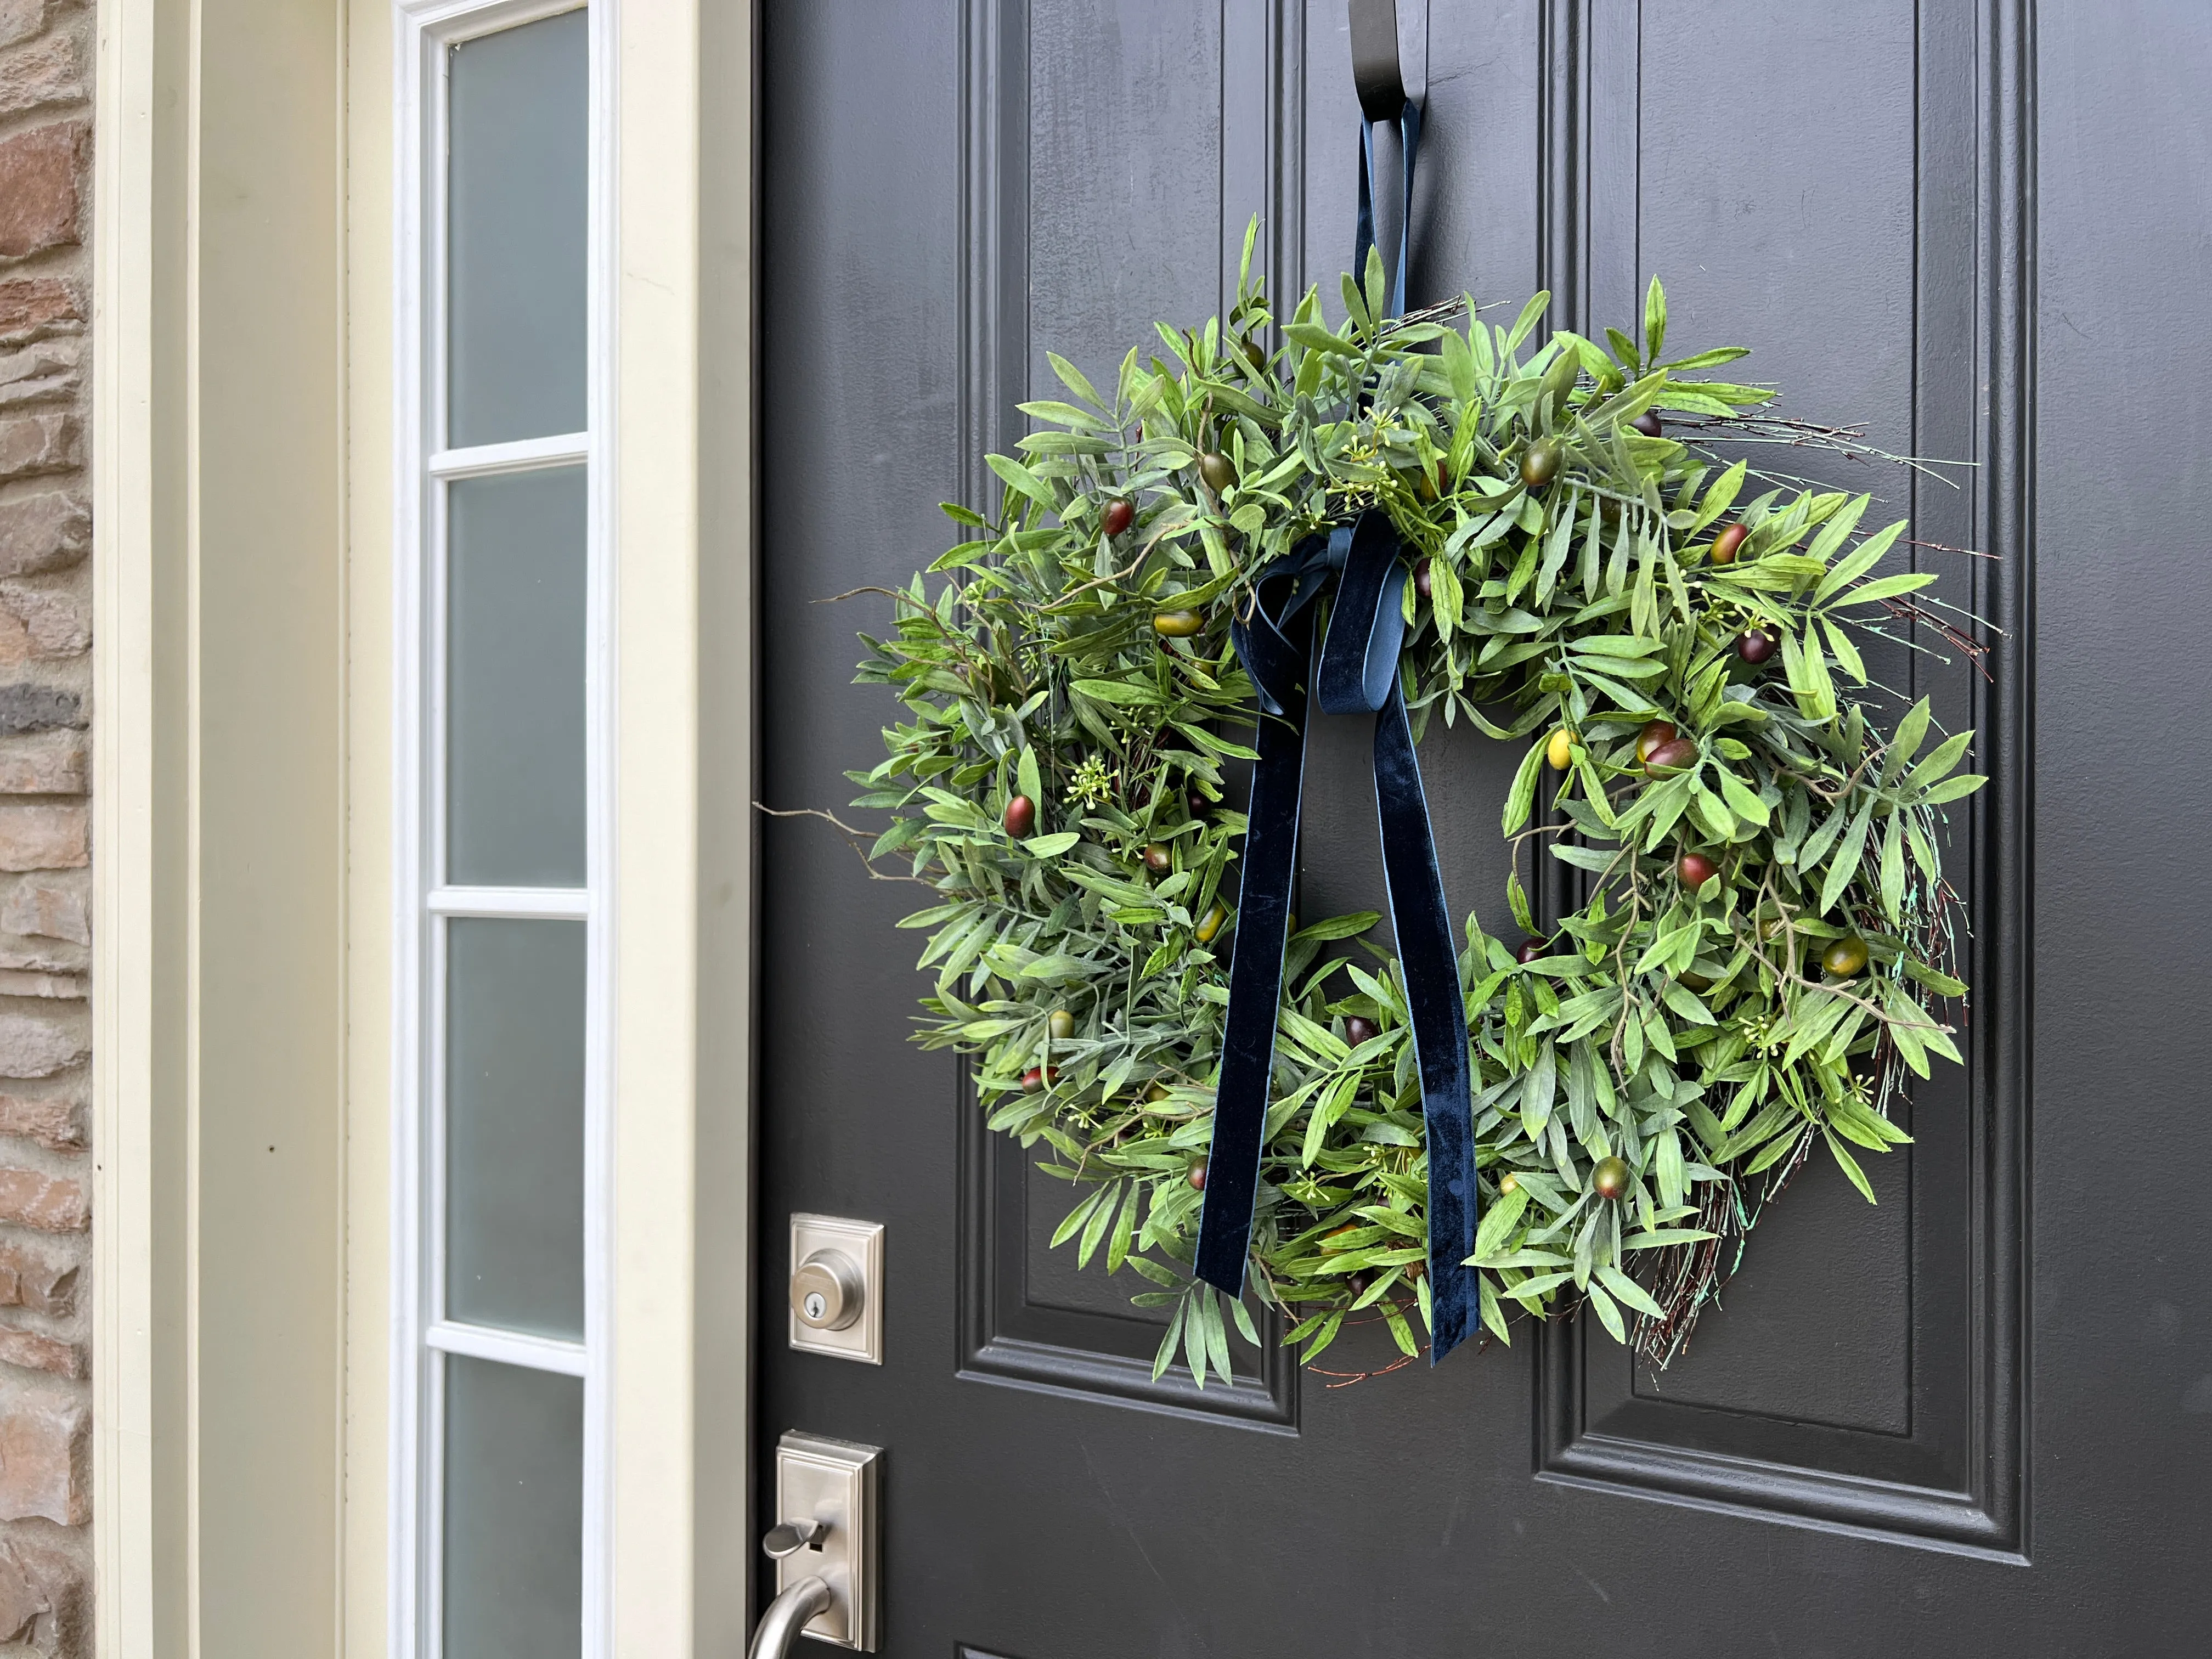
[755,4,2212,1652]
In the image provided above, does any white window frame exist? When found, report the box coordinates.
[390,0,617,1655]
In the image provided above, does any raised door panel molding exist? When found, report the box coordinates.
[1534,0,2029,1558]
[952,0,1300,1434]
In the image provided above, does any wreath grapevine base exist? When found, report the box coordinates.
[843,228,1985,1386]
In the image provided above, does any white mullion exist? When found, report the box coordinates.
[428,885,590,919]
[427,1319,590,1378]
[428,430,590,479]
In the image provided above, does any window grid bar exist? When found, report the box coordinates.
[426,1319,589,1378]
[428,430,590,479]
[428,885,590,919]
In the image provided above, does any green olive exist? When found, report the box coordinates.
[1047,1009,1075,1041]
[1152,609,1204,637]
[1822,936,1871,979]
[1197,451,1237,493]
[1520,437,1564,489]
[1592,1156,1630,1201]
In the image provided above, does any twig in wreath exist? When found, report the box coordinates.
[752,804,936,887]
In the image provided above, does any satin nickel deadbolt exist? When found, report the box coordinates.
[787,1215,884,1363]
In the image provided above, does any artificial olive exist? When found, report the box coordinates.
[1547,726,1577,770]
[1822,935,1871,979]
[1142,842,1173,874]
[1677,851,1718,889]
[1021,1066,1045,1093]
[1187,1158,1209,1192]
[1498,1172,1521,1194]
[1636,720,1679,764]
[1644,737,1699,776]
[1285,913,1299,936]
[1680,970,1714,992]
[1592,1156,1630,1201]
[1047,1009,1076,1041]
[1414,557,1434,600]
[1198,451,1237,493]
[1187,788,1213,819]
[1102,497,1135,538]
[1152,608,1204,638]
[1345,1015,1380,1047]
[1516,936,1549,965]
[1195,902,1229,944]
[1710,522,1749,565]
[1520,437,1564,489]
[1144,1080,1171,1104]
[1630,410,1664,439]
[1737,628,1777,665]
[1003,794,1037,838]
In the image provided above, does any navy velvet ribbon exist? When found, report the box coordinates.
[1192,512,1479,1363]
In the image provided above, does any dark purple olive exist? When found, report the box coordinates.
[1644,737,1699,776]
[1677,851,1718,889]
[1187,1158,1209,1192]
[1630,410,1663,439]
[1003,794,1036,837]
[1635,720,1679,764]
[1142,842,1172,874]
[1102,497,1135,538]
[1516,936,1549,965]
[1737,628,1777,664]
[1186,788,1212,819]
[1414,557,1433,600]
[1345,1015,1380,1046]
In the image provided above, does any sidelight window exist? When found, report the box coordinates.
[394,3,608,1656]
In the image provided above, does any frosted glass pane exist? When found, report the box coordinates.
[447,467,585,887]
[445,918,585,1337]
[447,8,588,446]
[442,1355,582,1659]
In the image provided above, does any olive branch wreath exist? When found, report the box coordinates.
[830,225,1986,1386]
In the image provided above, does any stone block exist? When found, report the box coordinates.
[0,338,76,408]
[0,1384,88,1523]
[0,1169,83,1232]
[0,34,81,121]
[0,277,77,345]
[0,584,87,657]
[0,880,85,945]
[0,1327,77,1380]
[0,685,78,735]
[0,496,86,580]
[0,732,82,794]
[0,1012,83,1079]
[0,1093,78,1153]
[0,122,83,262]
[0,414,77,485]
[0,1537,87,1656]
[0,0,48,51]
[0,805,83,871]
[0,1242,75,1315]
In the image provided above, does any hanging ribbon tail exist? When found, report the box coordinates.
[1193,590,1317,1297]
[1356,99,1424,321]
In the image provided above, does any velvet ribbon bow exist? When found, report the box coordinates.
[1192,509,1479,1362]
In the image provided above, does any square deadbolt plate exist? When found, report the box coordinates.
[774,1431,881,1651]
[788,1214,884,1363]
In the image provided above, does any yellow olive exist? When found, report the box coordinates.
[1547,727,1577,770]
[1047,1009,1075,1041]
[1822,936,1871,979]
[1498,1172,1521,1194]
[1521,438,1564,489]
[1152,609,1204,637]
[1592,1156,1630,1201]
[1195,902,1229,944]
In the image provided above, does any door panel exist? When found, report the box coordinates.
[757,2,2212,1651]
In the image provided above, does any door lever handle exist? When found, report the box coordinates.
[745,1576,832,1659]
[761,1517,831,1560]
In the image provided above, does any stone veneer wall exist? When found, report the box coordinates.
[0,0,94,1649]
